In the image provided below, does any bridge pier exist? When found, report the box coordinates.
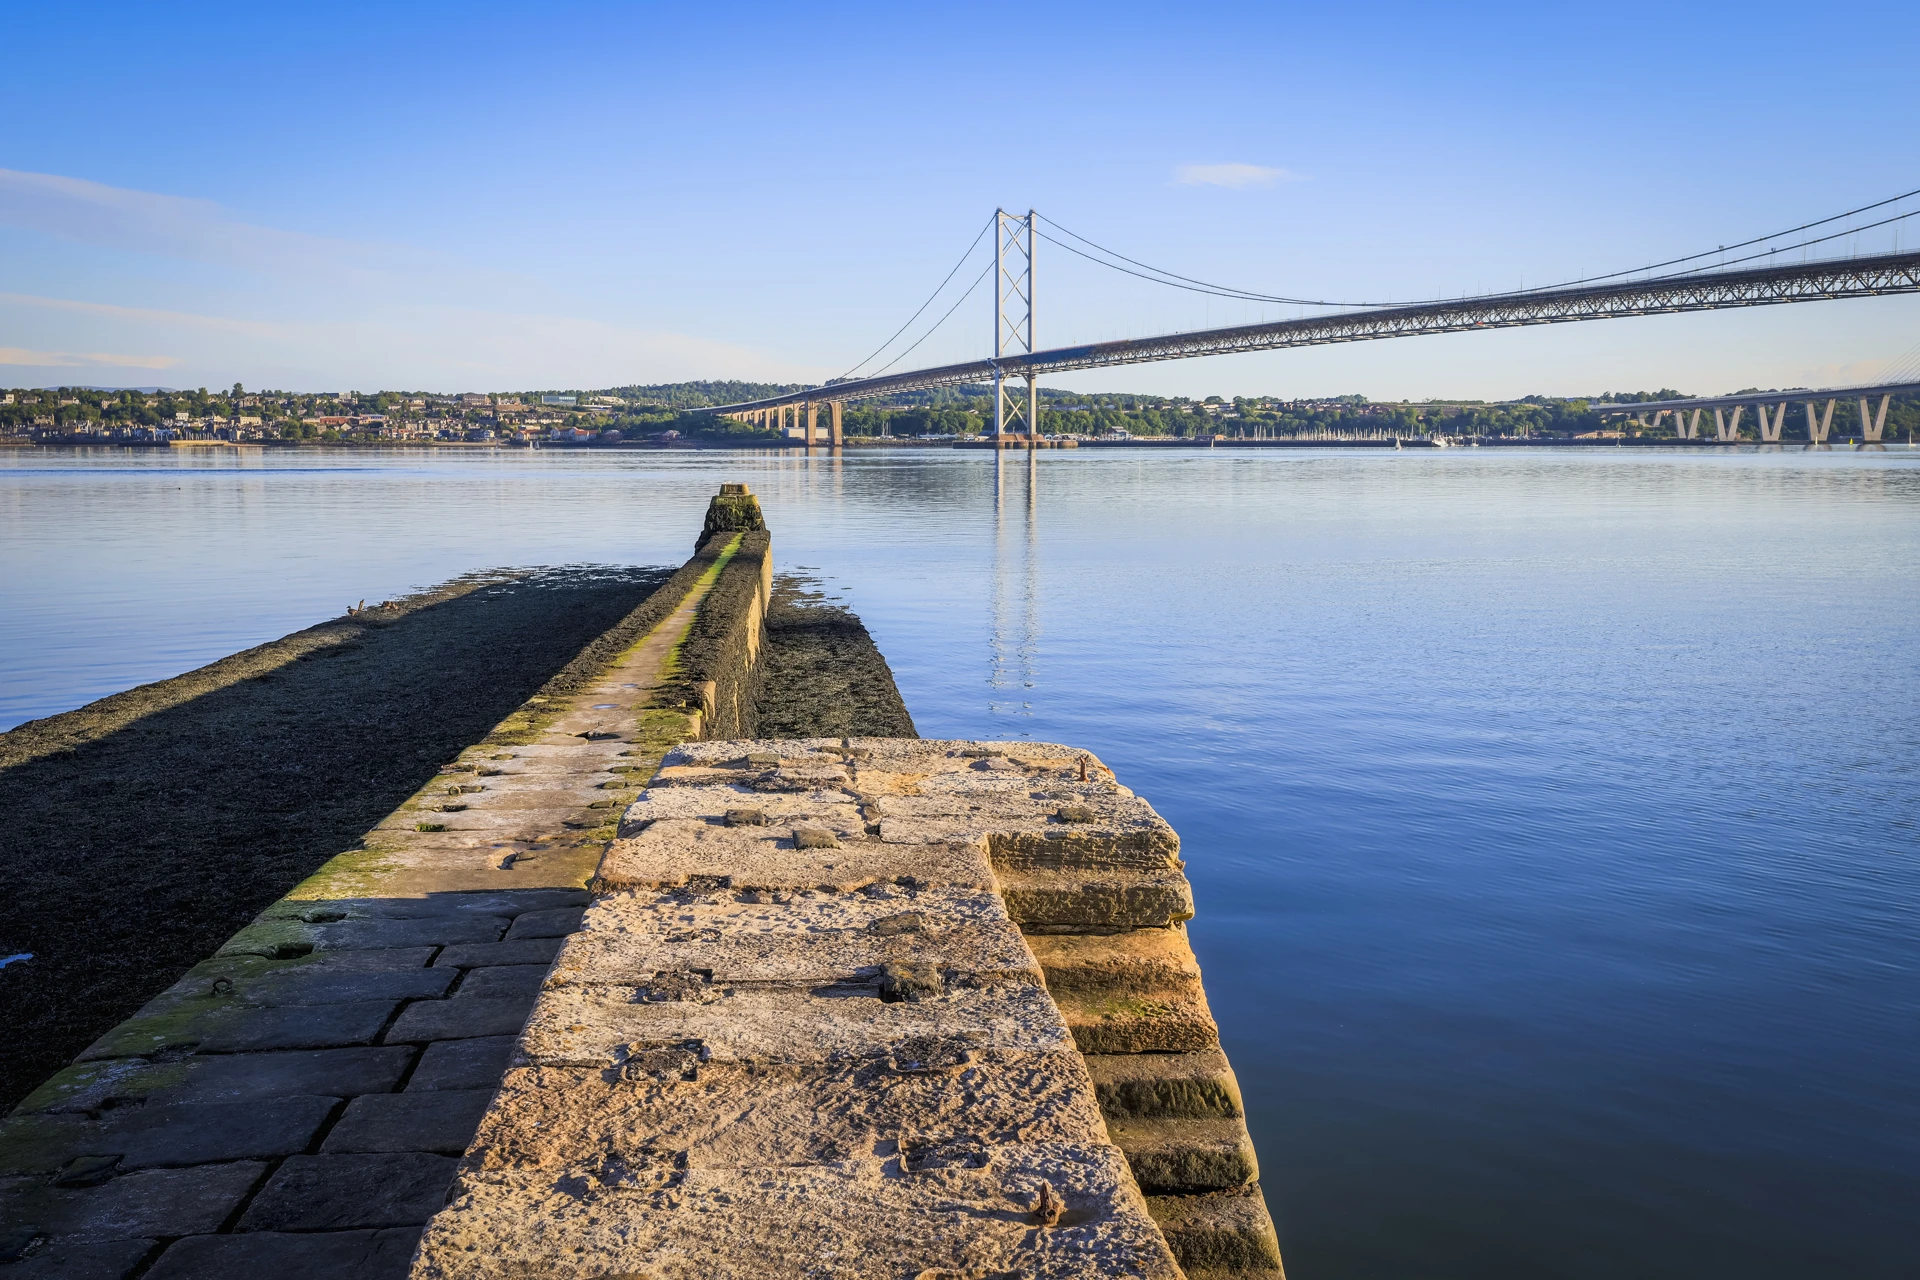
[1757,402,1788,442]
[1712,405,1745,442]
[806,401,819,451]
[1860,393,1891,441]
[830,400,844,447]
[1807,399,1836,443]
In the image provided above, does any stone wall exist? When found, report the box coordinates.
[667,528,773,742]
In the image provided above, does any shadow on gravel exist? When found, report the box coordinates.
[0,565,668,1111]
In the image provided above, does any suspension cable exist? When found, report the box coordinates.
[839,215,994,380]
[868,259,995,378]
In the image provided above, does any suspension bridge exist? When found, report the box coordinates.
[714,196,1920,445]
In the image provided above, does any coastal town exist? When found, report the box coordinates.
[5,382,1912,448]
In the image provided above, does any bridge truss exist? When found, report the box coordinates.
[715,248,1920,419]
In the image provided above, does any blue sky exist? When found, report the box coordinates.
[4,0,1917,399]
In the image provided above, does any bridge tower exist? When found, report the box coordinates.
[992,209,1037,447]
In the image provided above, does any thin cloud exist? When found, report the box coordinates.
[0,346,180,369]
[0,168,417,282]
[1174,163,1306,190]
[0,291,820,389]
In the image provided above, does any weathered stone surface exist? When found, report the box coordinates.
[1145,1184,1285,1273]
[621,783,857,827]
[385,997,533,1043]
[16,1047,413,1115]
[1084,1050,1244,1120]
[869,791,1179,873]
[218,914,509,958]
[432,938,564,969]
[453,965,550,1000]
[322,1091,496,1155]
[1051,984,1221,1054]
[272,890,592,917]
[80,1000,400,1061]
[2,1098,338,1175]
[502,906,584,939]
[145,1228,422,1279]
[0,1237,154,1278]
[546,886,1038,989]
[142,952,453,1013]
[0,1113,101,1176]
[1107,1117,1259,1193]
[0,1162,265,1239]
[1027,926,1205,994]
[407,1037,516,1092]
[397,736,1271,1276]
[238,1153,458,1230]
[597,820,995,893]
[518,984,1068,1068]
[412,1145,1181,1280]
[111,1097,340,1170]
[999,867,1197,930]
[460,1053,1106,1173]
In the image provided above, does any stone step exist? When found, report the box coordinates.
[1050,985,1219,1054]
[996,866,1195,931]
[1107,1116,1259,1193]
[1146,1184,1285,1278]
[1025,926,1203,994]
[1083,1049,1242,1120]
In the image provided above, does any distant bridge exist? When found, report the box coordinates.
[1594,379,1920,442]
[714,209,1920,446]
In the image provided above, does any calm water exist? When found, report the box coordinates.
[4,445,1917,1277]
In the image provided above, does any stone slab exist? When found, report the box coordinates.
[0,1237,154,1279]
[412,1144,1181,1280]
[145,1228,422,1280]
[218,916,509,959]
[460,1053,1107,1173]
[1107,1117,1259,1194]
[1051,985,1220,1055]
[265,890,590,919]
[322,1091,496,1155]
[144,956,456,1011]
[0,1162,265,1239]
[1084,1050,1243,1121]
[518,984,1068,1068]
[80,1000,399,1061]
[619,785,859,827]
[501,906,585,939]
[1,1098,339,1175]
[112,1097,341,1170]
[453,965,550,1000]
[998,867,1196,930]
[596,821,994,893]
[385,997,534,1043]
[433,938,565,968]
[407,1038,516,1092]
[1027,926,1204,994]
[546,886,1038,988]
[1145,1185,1284,1273]
[17,1048,413,1115]
[238,1153,458,1230]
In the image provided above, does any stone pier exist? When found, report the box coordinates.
[1,486,1282,1278]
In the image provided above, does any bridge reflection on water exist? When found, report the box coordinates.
[989,448,1040,727]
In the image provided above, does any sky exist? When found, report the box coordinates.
[4,0,1918,401]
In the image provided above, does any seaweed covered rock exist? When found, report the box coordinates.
[700,483,766,548]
